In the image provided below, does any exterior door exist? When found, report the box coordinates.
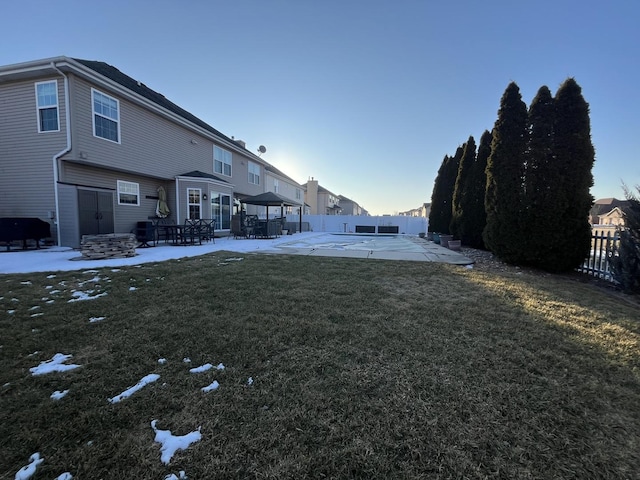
[78,190,114,237]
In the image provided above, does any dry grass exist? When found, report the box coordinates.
[1,251,639,479]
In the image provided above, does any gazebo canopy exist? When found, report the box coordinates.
[240,191,301,207]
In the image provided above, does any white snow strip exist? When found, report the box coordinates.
[55,473,73,480]
[29,306,40,311]
[216,363,225,370]
[46,274,56,278]
[158,358,167,364]
[164,471,187,480]
[14,452,43,480]
[89,316,106,323]
[21,281,32,285]
[182,357,191,363]
[201,380,219,393]
[108,373,160,403]
[189,363,212,373]
[51,389,70,400]
[129,286,137,291]
[247,377,254,385]
[30,354,81,376]
[151,420,202,465]
[68,290,108,303]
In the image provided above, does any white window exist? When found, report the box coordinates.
[248,161,260,185]
[187,188,201,219]
[214,146,232,176]
[295,188,301,200]
[92,88,120,143]
[35,80,59,132]
[117,180,139,205]
[273,179,279,193]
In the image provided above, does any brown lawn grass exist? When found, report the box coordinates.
[1,251,639,479]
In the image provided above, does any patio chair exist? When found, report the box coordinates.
[200,219,215,243]
[133,221,156,247]
[179,219,203,245]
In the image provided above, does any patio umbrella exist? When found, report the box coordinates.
[156,186,170,218]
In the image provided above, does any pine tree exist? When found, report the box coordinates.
[483,82,528,262]
[522,85,557,266]
[543,78,595,272]
[429,151,461,234]
[609,185,640,293]
[464,130,491,249]
[450,136,477,243]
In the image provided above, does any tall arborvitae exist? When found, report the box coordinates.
[483,82,528,262]
[522,85,557,266]
[429,151,461,234]
[543,78,595,272]
[464,130,491,249]
[450,136,477,243]
[429,155,451,234]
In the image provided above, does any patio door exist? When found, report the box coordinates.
[211,192,231,230]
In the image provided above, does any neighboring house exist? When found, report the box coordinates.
[0,56,287,247]
[590,198,629,226]
[337,195,368,216]
[399,203,430,218]
[262,162,305,216]
[303,178,341,215]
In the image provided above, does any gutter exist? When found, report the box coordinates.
[50,61,71,247]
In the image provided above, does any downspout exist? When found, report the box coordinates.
[175,177,180,224]
[51,62,71,247]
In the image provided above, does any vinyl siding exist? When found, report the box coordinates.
[0,76,66,220]
[66,75,217,179]
[63,163,175,237]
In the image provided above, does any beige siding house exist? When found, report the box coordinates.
[0,56,280,247]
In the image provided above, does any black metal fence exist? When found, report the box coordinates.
[576,230,619,282]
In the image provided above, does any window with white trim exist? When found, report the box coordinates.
[117,180,139,205]
[187,188,201,219]
[295,188,301,200]
[273,179,279,193]
[214,146,232,176]
[248,161,260,185]
[92,88,120,142]
[35,80,59,132]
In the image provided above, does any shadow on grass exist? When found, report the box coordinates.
[0,252,639,478]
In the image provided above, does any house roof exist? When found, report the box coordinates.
[73,59,240,146]
[590,198,629,218]
[178,170,230,183]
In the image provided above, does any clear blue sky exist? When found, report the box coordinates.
[3,0,638,215]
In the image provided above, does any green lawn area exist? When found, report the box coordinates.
[1,251,639,479]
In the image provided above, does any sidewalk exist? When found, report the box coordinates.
[0,232,472,274]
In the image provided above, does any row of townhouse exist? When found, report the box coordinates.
[0,56,310,248]
[302,177,368,216]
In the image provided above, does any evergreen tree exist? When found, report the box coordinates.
[543,78,595,272]
[464,130,491,249]
[450,136,477,243]
[483,82,528,262]
[609,185,640,293]
[429,151,461,234]
[522,85,557,266]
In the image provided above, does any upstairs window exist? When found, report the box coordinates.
[92,89,120,143]
[248,161,260,185]
[117,180,139,205]
[35,80,59,132]
[214,146,232,176]
[273,179,279,193]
